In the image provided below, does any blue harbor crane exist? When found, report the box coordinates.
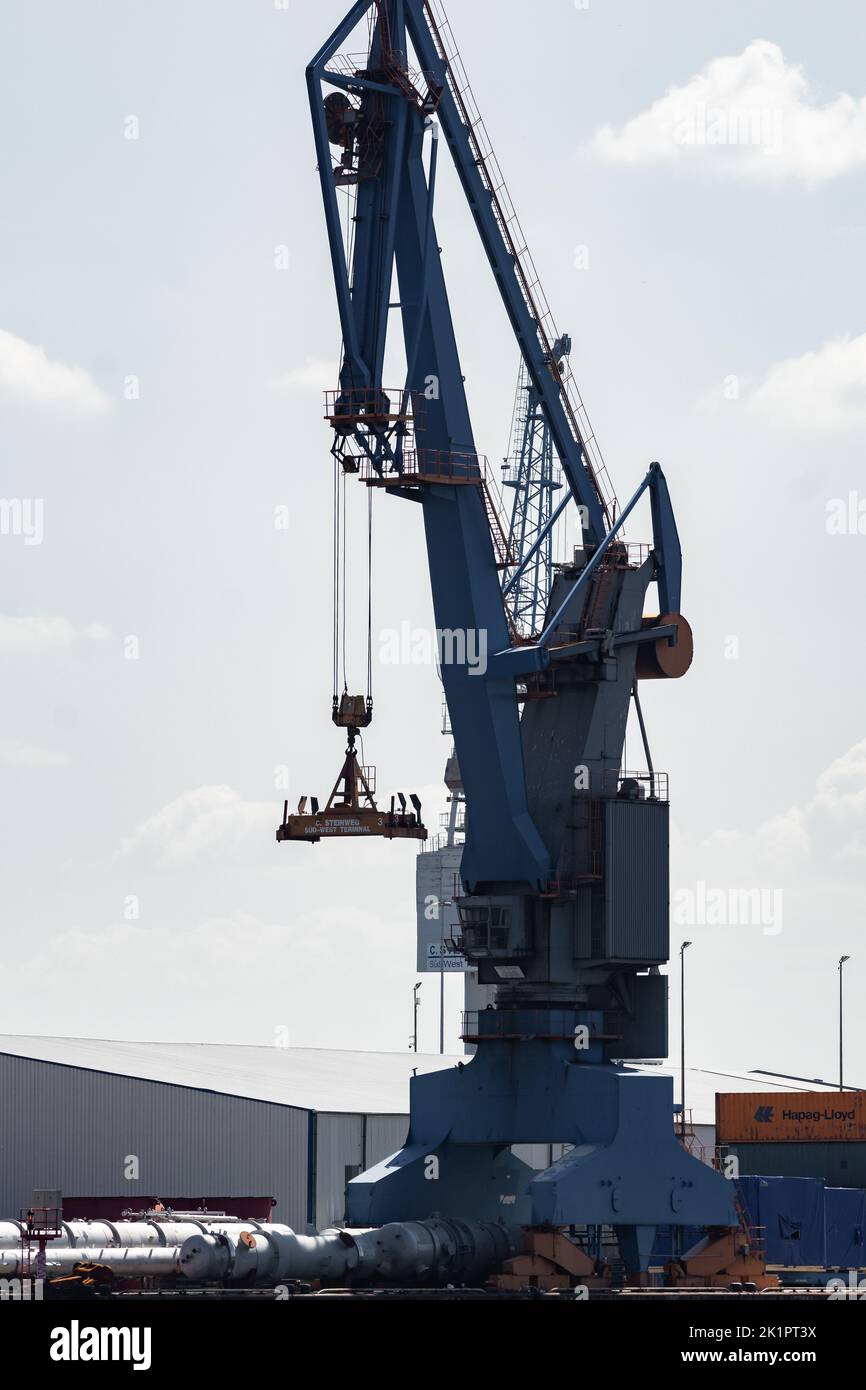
[287,0,739,1279]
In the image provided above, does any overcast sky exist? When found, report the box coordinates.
[1,0,865,1087]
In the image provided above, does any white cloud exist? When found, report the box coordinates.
[0,615,112,653]
[266,357,335,394]
[0,739,68,768]
[122,784,276,868]
[698,738,866,874]
[670,743,866,1078]
[0,327,111,414]
[697,334,866,433]
[592,40,866,182]
[0,903,414,1047]
[751,808,811,871]
[749,334,866,433]
[808,740,866,863]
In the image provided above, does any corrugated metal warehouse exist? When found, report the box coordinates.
[0,1036,855,1226]
[0,1036,458,1229]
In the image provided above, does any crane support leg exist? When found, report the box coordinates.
[347,1036,736,1273]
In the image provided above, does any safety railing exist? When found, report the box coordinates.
[601,768,669,803]
[324,387,423,431]
[402,447,484,481]
[619,541,653,568]
[677,1119,708,1166]
[358,447,480,482]
[460,1011,607,1043]
[541,871,601,897]
[421,830,465,854]
[500,462,562,492]
[19,1206,62,1236]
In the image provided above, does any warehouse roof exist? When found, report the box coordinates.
[0,1035,852,1123]
[0,1034,458,1115]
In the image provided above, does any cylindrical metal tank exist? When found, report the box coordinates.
[178,1218,515,1286]
[179,1225,357,1284]
[353,1219,514,1285]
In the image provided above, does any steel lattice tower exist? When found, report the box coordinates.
[501,336,569,636]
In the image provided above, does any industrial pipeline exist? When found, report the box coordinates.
[1,1216,514,1287]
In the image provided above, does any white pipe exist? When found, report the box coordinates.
[0,1247,181,1277]
[0,1218,263,1250]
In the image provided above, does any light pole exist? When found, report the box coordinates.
[839,956,851,1091]
[412,981,422,1053]
[680,941,692,1140]
[439,947,445,1055]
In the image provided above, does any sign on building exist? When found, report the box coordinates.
[416,842,468,973]
[425,941,467,972]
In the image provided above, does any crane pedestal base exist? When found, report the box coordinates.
[346,1037,737,1273]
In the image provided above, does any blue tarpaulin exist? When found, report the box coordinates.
[738,1175,826,1266]
[825,1186,866,1269]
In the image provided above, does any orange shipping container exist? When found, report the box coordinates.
[716,1091,866,1143]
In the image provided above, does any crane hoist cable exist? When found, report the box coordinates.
[341,466,347,690]
[331,168,372,710]
[331,454,374,711]
[366,486,373,703]
[332,453,340,704]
